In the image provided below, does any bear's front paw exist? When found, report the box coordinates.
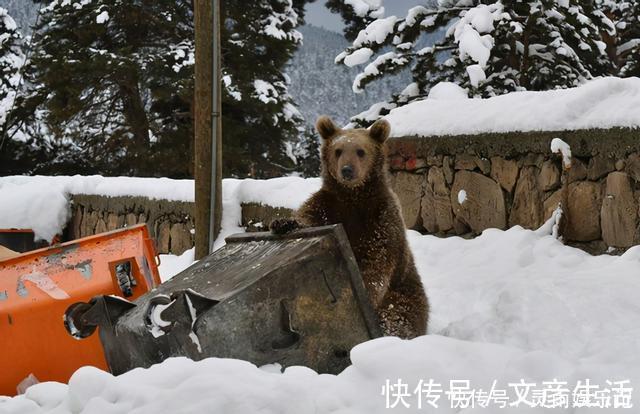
[270,218,301,234]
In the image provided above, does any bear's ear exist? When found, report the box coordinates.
[316,116,339,140]
[369,119,390,143]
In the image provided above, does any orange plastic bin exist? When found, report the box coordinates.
[0,224,161,396]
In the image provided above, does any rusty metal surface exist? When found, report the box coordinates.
[0,224,161,396]
[78,224,381,375]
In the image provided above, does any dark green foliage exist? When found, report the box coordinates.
[597,0,640,77]
[9,0,194,177]
[219,0,308,178]
[7,0,315,178]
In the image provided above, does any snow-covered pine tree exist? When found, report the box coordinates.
[15,0,196,176]
[0,7,35,176]
[0,7,24,128]
[16,0,310,178]
[337,0,617,126]
[326,0,385,41]
[597,0,640,77]
[220,0,308,178]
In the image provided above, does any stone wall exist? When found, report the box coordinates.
[63,127,640,256]
[66,195,195,255]
[387,128,640,254]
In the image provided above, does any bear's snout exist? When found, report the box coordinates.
[341,165,354,181]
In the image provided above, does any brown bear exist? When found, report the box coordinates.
[271,116,429,338]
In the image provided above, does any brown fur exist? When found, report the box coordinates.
[271,116,429,338]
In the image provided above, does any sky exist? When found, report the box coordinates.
[305,0,426,33]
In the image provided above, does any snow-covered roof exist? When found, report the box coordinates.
[385,77,640,138]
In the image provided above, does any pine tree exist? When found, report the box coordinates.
[13,0,195,176]
[336,0,617,126]
[597,0,640,77]
[220,0,308,178]
[325,0,384,41]
[13,0,311,178]
[0,7,24,128]
[0,7,36,176]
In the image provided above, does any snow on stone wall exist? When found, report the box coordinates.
[385,77,640,138]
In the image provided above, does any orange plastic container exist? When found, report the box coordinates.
[0,224,161,396]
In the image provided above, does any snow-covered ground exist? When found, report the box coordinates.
[1,176,639,412]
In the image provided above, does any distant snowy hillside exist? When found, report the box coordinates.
[1,0,38,33]
[287,25,410,127]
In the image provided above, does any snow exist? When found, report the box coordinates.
[344,0,382,18]
[0,7,17,31]
[353,16,398,48]
[2,214,640,411]
[0,181,69,242]
[343,47,374,67]
[427,82,468,100]
[0,175,195,203]
[230,176,320,211]
[385,77,640,137]
[457,189,467,204]
[404,6,429,27]
[148,297,173,338]
[0,176,193,241]
[352,52,408,93]
[453,3,502,68]
[95,10,108,24]
[159,248,195,282]
[551,138,573,168]
[259,1,302,43]
[222,75,242,101]
[465,64,486,87]
[455,25,493,67]
[2,174,640,410]
[253,79,279,104]
[0,175,321,244]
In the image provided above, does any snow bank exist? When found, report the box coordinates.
[3,223,640,412]
[0,181,69,243]
[158,248,195,282]
[0,176,194,241]
[385,77,640,137]
[2,174,640,411]
[410,227,640,365]
[0,175,195,203]
[4,335,638,413]
[210,177,320,251]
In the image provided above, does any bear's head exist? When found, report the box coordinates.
[316,115,390,189]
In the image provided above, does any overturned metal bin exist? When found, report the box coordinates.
[66,225,382,375]
[0,224,161,396]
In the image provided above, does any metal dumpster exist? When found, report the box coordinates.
[0,224,161,396]
[67,224,381,375]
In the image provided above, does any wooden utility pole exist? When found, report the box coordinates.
[194,0,222,259]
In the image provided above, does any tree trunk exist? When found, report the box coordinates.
[118,73,150,172]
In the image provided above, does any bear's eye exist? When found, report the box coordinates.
[357,149,365,158]
[335,149,342,157]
